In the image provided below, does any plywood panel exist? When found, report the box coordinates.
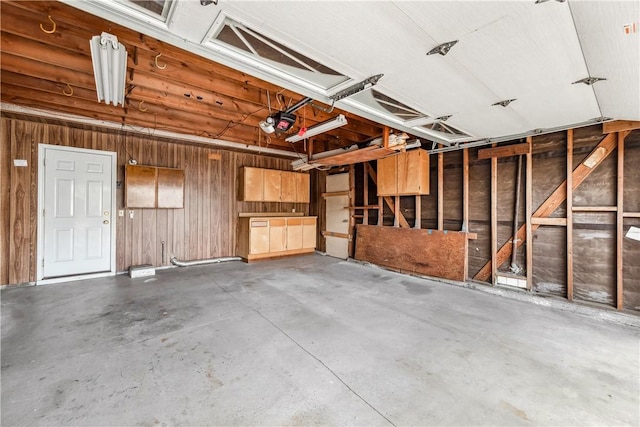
[9,121,32,284]
[157,168,185,209]
[377,155,397,195]
[398,149,430,194]
[354,225,469,281]
[240,167,263,201]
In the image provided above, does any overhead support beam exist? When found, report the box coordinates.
[474,131,627,282]
[603,120,640,134]
[477,142,531,160]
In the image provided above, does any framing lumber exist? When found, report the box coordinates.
[617,132,624,310]
[438,152,444,230]
[365,163,410,228]
[463,148,469,232]
[624,212,640,218]
[363,162,369,225]
[348,165,355,257]
[567,129,574,302]
[477,142,531,160]
[394,195,400,227]
[531,217,567,226]
[603,120,640,134]
[572,206,617,212]
[322,231,349,239]
[474,131,625,282]
[491,150,498,285]
[415,195,421,229]
[526,137,533,290]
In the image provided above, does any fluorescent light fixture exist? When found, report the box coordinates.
[285,114,348,143]
[90,32,127,107]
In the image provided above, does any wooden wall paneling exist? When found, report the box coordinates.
[224,151,236,256]
[491,150,498,285]
[623,217,640,311]
[141,136,158,263]
[9,120,32,284]
[348,164,355,257]
[363,165,369,225]
[616,132,624,310]
[467,156,491,279]
[526,137,533,290]
[438,152,444,230]
[443,151,463,231]
[185,145,198,260]
[532,226,567,297]
[28,122,42,282]
[0,119,11,284]
[210,150,223,257]
[171,143,186,261]
[116,132,128,271]
[156,140,169,265]
[567,129,573,301]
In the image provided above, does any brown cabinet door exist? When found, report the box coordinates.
[377,155,397,196]
[263,169,282,202]
[296,173,310,203]
[241,167,264,201]
[268,219,286,252]
[157,168,184,208]
[249,220,270,254]
[125,165,156,208]
[280,171,297,202]
[286,218,303,250]
[397,149,430,194]
[302,217,317,249]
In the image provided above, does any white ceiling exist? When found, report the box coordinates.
[66,0,640,148]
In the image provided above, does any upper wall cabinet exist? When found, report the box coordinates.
[377,149,430,196]
[239,167,310,203]
[125,165,185,208]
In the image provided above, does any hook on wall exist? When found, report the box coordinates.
[154,53,166,70]
[40,15,57,34]
[138,100,148,112]
[63,83,73,97]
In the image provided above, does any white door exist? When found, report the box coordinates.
[324,173,350,259]
[40,146,114,278]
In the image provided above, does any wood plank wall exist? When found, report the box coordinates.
[0,116,310,285]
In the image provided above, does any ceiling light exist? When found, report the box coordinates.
[259,117,275,134]
[89,32,127,107]
[285,114,348,143]
[572,77,607,85]
[492,99,517,107]
[427,40,458,56]
[201,0,218,5]
[329,75,383,101]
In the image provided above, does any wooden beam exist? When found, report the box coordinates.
[491,148,498,285]
[567,129,574,302]
[438,152,444,231]
[415,195,421,229]
[462,148,469,232]
[617,132,624,310]
[363,161,369,225]
[348,164,355,257]
[383,126,390,149]
[526,137,533,290]
[624,212,640,218]
[322,231,349,239]
[394,195,400,227]
[477,142,531,160]
[531,217,567,226]
[321,191,350,198]
[603,120,640,134]
[365,163,410,228]
[572,206,617,212]
[474,131,624,282]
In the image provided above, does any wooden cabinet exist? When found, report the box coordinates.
[376,149,429,196]
[238,167,310,202]
[125,164,184,208]
[237,216,317,261]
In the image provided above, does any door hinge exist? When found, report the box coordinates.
[43,157,46,167]
[43,209,45,217]
[42,258,45,267]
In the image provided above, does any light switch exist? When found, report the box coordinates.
[118,210,124,217]
[129,210,134,219]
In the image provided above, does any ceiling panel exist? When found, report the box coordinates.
[570,0,640,121]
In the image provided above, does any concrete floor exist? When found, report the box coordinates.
[1,254,638,426]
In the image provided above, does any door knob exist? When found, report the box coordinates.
[103,220,110,224]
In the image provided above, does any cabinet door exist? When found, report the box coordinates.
[268,219,286,252]
[125,165,156,208]
[296,173,310,203]
[263,169,282,202]
[241,167,264,201]
[377,155,397,196]
[286,218,303,250]
[398,150,429,195]
[249,220,270,254]
[302,217,317,249]
[157,168,184,208]
[280,171,297,202]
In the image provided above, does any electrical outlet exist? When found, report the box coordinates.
[118,210,124,217]
[129,210,134,219]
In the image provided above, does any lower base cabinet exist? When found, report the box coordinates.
[238,216,317,261]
